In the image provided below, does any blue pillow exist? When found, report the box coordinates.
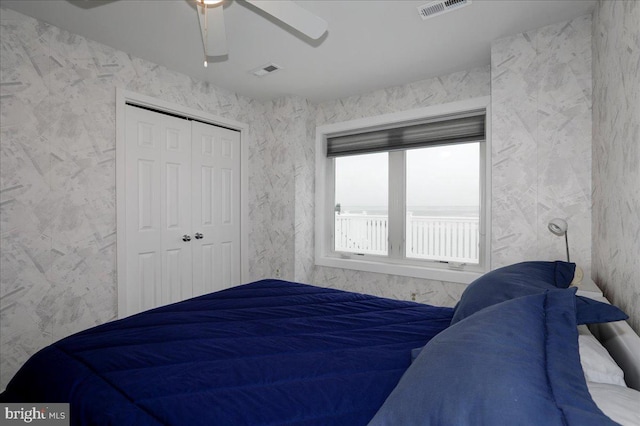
[576,296,628,324]
[368,289,617,426]
[411,297,628,364]
[450,261,627,325]
[451,261,575,324]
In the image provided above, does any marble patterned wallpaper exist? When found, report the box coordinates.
[247,98,297,282]
[0,7,293,389]
[592,0,640,333]
[491,15,593,275]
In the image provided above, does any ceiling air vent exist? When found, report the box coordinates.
[418,0,471,20]
[250,63,282,77]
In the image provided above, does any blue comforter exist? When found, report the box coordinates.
[1,280,453,425]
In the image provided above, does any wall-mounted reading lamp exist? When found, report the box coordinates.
[548,218,570,262]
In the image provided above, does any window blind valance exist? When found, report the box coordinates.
[326,112,485,157]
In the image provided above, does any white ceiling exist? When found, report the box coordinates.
[2,0,596,103]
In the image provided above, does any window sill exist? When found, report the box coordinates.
[315,255,484,284]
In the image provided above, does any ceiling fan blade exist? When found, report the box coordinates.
[196,3,228,57]
[244,0,327,40]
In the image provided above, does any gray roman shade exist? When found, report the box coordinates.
[326,112,485,157]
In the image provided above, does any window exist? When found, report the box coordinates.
[334,153,389,255]
[315,98,490,284]
[404,143,480,263]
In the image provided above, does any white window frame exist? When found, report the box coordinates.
[315,97,491,284]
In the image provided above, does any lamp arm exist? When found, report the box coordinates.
[565,232,570,263]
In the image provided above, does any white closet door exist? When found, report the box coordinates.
[191,122,241,296]
[124,105,193,314]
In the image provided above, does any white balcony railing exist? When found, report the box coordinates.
[334,213,479,263]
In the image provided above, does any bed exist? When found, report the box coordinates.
[2,261,639,425]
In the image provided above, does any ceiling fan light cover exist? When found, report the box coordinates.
[201,0,223,5]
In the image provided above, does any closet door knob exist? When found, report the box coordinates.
[194,233,204,240]
[182,234,191,242]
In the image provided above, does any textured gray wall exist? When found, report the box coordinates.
[490,15,593,274]
[592,0,640,334]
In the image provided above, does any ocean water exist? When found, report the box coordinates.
[336,205,479,217]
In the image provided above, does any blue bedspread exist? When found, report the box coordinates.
[1,280,453,425]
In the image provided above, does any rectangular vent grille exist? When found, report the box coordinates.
[250,63,282,77]
[418,0,471,20]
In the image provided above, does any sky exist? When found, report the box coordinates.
[334,142,480,208]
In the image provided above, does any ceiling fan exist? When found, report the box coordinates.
[77,0,328,66]
[195,0,328,65]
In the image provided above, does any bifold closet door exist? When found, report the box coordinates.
[191,121,241,297]
[123,105,242,316]
[124,105,193,314]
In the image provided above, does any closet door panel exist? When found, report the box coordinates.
[125,106,192,314]
[161,122,192,305]
[191,122,241,296]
